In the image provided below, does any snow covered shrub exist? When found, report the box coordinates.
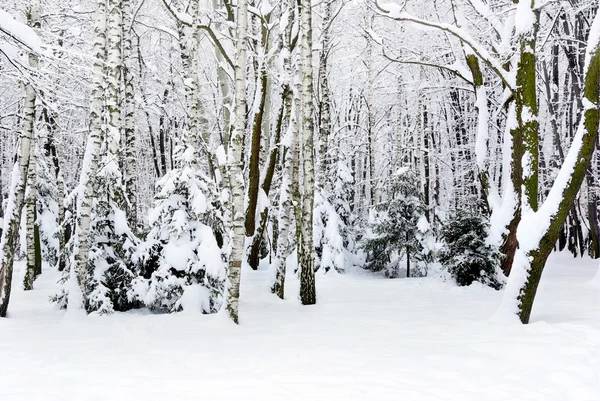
[314,160,356,274]
[128,145,226,313]
[361,168,429,278]
[52,128,140,314]
[84,176,139,313]
[36,145,60,266]
[439,207,503,289]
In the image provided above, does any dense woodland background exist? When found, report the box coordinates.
[0,0,599,324]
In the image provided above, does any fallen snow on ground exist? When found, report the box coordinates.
[1,252,599,401]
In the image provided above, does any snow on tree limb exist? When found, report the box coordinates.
[374,0,516,90]
[0,8,42,53]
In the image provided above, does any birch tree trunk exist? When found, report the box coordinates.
[299,0,316,305]
[225,0,248,324]
[365,20,376,205]
[122,0,137,228]
[212,0,233,144]
[270,0,296,298]
[106,0,122,138]
[318,0,332,191]
[70,0,108,310]
[23,139,37,291]
[0,4,38,313]
[22,2,41,291]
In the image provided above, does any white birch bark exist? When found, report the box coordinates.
[23,139,37,291]
[225,0,248,323]
[22,1,41,292]
[0,1,39,314]
[122,0,137,227]
[270,0,296,298]
[177,0,211,168]
[106,0,122,137]
[365,20,376,204]
[211,0,233,145]
[0,89,34,315]
[318,0,332,191]
[299,0,316,305]
[70,0,108,310]
[0,44,39,316]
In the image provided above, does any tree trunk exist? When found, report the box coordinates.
[23,137,37,290]
[506,26,600,323]
[225,0,248,324]
[122,0,138,229]
[270,0,296,297]
[0,5,38,313]
[71,0,108,310]
[298,0,316,305]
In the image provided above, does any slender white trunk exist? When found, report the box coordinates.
[0,1,39,315]
[0,88,34,314]
[225,0,248,323]
[211,0,233,144]
[365,22,375,204]
[106,0,122,135]
[299,0,316,305]
[318,0,332,191]
[21,1,41,292]
[70,0,108,310]
[270,0,296,297]
[23,139,37,290]
[122,0,137,228]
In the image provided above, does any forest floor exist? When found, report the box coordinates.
[0,252,598,401]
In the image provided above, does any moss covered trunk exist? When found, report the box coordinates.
[516,36,600,323]
[502,7,540,276]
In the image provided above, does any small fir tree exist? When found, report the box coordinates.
[128,145,226,313]
[439,207,503,289]
[52,127,140,314]
[361,168,429,278]
[314,159,356,274]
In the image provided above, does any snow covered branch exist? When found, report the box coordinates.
[374,0,515,90]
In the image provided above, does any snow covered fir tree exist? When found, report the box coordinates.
[129,144,226,313]
[1,0,600,399]
[361,167,430,278]
[439,206,503,289]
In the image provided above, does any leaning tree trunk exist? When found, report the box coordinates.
[245,51,267,269]
[225,0,248,324]
[70,0,108,310]
[298,0,316,305]
[504,21,600,323]
[0,2,39,315]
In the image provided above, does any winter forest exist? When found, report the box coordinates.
[0,0,599,399]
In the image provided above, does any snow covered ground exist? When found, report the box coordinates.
[1,253,598,401]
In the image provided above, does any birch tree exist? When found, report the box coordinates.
[22,2,42,291]
[270,0,297,298]
[69,0,108,310]
[298,0,316,305]
[122,0,137,229]
[0,5,40,316]
[226,0,248,323]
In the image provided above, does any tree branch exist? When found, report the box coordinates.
[373,0,515,90]
[160,0,234,70]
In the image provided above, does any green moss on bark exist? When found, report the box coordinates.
[517,45,600,324]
